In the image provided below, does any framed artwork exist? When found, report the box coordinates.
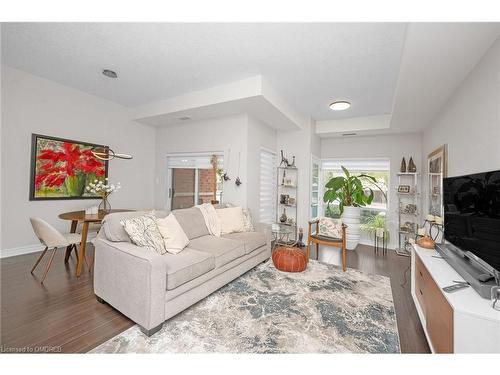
[29,134,108,200]
[427,144,447,216]
[397,185,411,193]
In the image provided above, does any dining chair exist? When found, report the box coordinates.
[29,217,82,284]
[306,217,347,271]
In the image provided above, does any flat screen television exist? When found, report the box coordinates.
[443,169,500,273]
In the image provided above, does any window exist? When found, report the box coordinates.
[167,153,223,209]
[259,148,277,224]
[320,159,389,224]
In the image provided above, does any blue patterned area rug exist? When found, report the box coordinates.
[91,260,400,353]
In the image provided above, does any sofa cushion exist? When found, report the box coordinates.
[172,207,210,240]
[164,248,215,290]
[188,235,245,267]
[121,213,167,255]
[103,211,148,242]
[222,231,266,254]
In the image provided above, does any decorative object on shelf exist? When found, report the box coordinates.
[85,179,121,213]
[297,227,305,248]
[400,221,416,234]
[281,169,286,185]
[288,197,296,206]
[400,157,407,173]
[279,150,289,167]
[91,147,133,160]
[30,134,108,200]
[408,157,417,172]
[235,151,242,186]
[272,246,307,272]
[280,194,289,204]
[401,203,417,214]
[397,185,411,193]
[279,208,288,223]
[290,156,296,168]
[287,217,295,226]
[323,166,386,250]
[427,144,447,217]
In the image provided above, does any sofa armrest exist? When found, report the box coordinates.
[254,222,272,251]
[93,238,167,330]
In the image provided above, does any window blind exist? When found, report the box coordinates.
[259,149,277,224]
[167,153,223,169]
[321,159,389,172]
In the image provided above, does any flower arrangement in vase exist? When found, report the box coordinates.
[86,179,121,212]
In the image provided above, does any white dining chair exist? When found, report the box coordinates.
[29,217,82,284]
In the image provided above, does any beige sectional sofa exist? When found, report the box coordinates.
[93,207,271,336]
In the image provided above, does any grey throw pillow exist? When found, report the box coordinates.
[120,213,167,255]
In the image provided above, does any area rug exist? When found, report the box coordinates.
[91,260,400,353]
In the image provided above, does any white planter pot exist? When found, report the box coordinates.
[341,206,361,250]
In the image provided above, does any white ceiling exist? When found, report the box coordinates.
[1,22,406,120]
[2,22,499,135]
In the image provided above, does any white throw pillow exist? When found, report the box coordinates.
[156,213,190,254]
[318,217,343,239]
[216,207,246,234]
[242,208,255,232]
[121,213,167,255]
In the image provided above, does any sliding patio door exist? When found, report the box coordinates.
[166,153,223,210]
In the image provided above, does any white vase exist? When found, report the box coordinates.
[341,206,361,250]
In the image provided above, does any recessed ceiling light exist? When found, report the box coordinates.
[178,116,191,121]
[342,133,357,137]
[102,69,118,79]
[329,101,351,111]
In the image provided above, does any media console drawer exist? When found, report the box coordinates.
[415,253,454,353]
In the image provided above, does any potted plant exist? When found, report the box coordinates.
[323,166,385,249]
[361,211,389,242]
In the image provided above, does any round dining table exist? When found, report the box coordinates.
[58,209,131,277]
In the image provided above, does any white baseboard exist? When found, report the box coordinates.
[1,233,97,259]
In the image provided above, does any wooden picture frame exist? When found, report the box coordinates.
[29,134,109,200]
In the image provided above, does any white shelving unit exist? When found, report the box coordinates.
[276,166,298,243]
[396,172,420,256]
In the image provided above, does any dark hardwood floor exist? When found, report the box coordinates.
[0,243,430,353]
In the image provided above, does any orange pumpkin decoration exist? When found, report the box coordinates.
[272,246,308,272]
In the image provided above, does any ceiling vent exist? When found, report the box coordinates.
[342,133,357,137]
[177,116,191,121]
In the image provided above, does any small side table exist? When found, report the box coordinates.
[271,223,297,250]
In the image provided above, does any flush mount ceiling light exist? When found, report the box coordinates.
[329,101,351,111]
[102,69,118,79]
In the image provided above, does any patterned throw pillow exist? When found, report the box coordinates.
[242,208,255,232]
[120,213,167,255]
[318,217,343,239]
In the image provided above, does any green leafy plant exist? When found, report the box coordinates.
[323,166,386,215]
[361,212,389,240]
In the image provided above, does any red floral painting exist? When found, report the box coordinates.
[30,134,108,200]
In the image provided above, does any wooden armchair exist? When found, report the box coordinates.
[306,218,347,271]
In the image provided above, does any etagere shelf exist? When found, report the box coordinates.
[276,166,298,244]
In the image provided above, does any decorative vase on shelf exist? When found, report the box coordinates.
[400,157,407,173]
[98,193,111,213]
[279,208,287,223]
[408,157,417,173]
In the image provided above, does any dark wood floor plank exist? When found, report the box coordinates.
[1,243,430,353]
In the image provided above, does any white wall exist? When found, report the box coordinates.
[1,66,156,253]
[154,114,249,210]
[154,113,278,219]
[246,115,277,219]
[321,133,423,252]
[422,37,500,182]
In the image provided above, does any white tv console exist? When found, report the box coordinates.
[411,245,500,353]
